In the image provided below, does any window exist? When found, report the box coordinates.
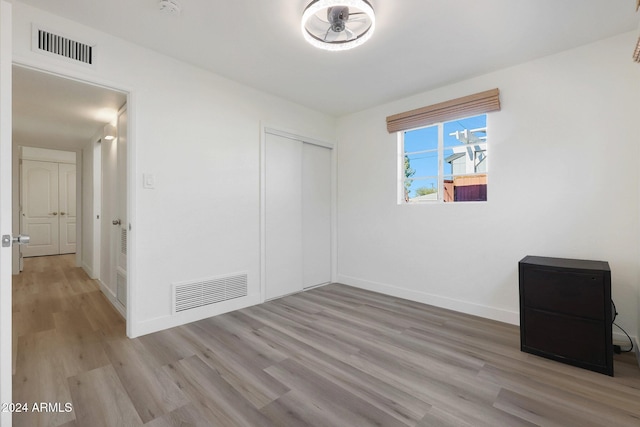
[387,88,499,203]
[400,114,488,203]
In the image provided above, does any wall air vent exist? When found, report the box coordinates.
[173,273,248,314]
[120,229,127,256]
[32,27,95,66]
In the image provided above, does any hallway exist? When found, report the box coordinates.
[12,255,126,426]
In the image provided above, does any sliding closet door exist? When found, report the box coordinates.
[265,133,303,300]
[302,143,331,288]
[264,131,332,300]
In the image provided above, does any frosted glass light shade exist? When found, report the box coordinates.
[104,124,116,140]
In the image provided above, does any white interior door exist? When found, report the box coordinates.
[265,132,303,300]
[20,160,59,257]
[21,160,76,257]
[302,143,332,288]
[58,162,76,254]
[264,130,332,300]
[114,106,127,308]
[101,130,116,297]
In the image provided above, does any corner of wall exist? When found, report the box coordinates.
[81,262,94,279]
[96,278,125,318]
[130,294,261,338]
[336,274,520,326]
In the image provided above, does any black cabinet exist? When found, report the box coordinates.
[519,256,613,376]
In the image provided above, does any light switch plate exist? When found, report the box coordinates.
[143,173,155,189]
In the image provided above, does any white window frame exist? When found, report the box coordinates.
[398,115,488,204]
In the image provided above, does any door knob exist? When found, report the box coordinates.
[12,235,30,245]
[1,235,30,247]
[112,219,121,226]
[50,212,58,216]
[60,212,66,216]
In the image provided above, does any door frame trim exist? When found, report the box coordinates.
[11,60,137,338]
[0,2,13,423]
[259,125,337,303]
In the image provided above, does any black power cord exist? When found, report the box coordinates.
[611,300,634,353]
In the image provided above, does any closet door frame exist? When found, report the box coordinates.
[260,126,336,302]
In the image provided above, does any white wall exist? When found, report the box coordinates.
[336,32,640,338]
[81,133,99,278]
[12,3,336,336]
[21,146,76,163]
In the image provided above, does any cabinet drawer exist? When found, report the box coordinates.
[521,267,604,320]
[522,308,607,367]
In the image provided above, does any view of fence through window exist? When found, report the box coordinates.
[401,114,488,203]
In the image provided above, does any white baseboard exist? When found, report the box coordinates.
[131,294,261,338]
[613,333,638,366]
[618,336,640,367]
[612,331,637,353]
[336,274,520,325]
[81,262,95,279]
[96,279,126,318]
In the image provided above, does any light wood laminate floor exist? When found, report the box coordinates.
[12,255,640,426]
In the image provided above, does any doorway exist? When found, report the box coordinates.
[12,65,130,319]
[20,149,77,258]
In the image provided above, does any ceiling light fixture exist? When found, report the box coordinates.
[301,0,375,52]
[104,124,116,141]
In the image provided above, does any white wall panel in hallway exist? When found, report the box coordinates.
[58,162,77,254]
[115,106,128,309]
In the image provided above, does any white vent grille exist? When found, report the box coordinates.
[33,27,94,65]
[173,273,248,313]
[120,229,127,256]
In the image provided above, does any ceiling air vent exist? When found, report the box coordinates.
[33,27,95,66]
[173,273,248,314]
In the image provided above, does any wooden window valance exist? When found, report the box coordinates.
[386,88,501,133]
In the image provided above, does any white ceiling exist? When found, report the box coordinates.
[13,66,126,150]
[12,0,639,150]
